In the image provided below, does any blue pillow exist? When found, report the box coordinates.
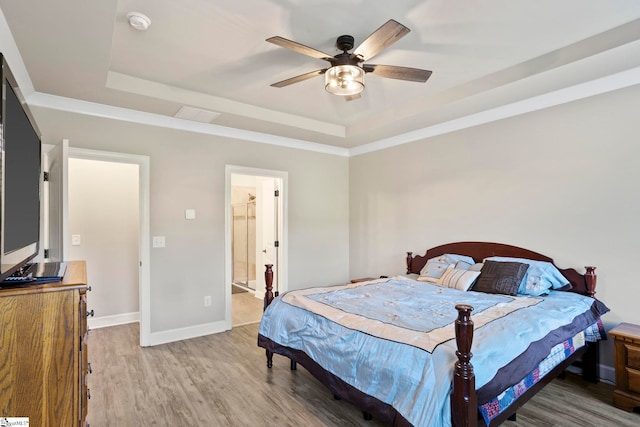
[420,254,476,280]
[483,256,569,296]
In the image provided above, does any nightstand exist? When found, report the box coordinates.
[609,322,640,412]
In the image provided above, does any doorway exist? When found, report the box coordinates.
[43,143,151,346]
[225,166,287,329]
[69,148,151,345]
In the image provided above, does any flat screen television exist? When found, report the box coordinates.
[0,53,42,281]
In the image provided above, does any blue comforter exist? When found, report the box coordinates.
[258,276,607,426]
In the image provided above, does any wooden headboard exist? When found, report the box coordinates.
[406,241,596,297]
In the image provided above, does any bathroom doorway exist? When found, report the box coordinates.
[225,166,287,328]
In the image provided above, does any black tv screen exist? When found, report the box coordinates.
[0,53,41,281]
[4,82,40,252]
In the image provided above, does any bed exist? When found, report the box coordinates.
[257,242,609,426]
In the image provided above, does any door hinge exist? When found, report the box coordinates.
[274,189,279,197]
[43,171,49,182]
[274,240,279,247]
[44,249,50,258]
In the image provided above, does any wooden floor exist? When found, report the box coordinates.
[232,290,263,326]
[87,323,640,426]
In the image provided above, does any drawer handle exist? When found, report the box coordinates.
[86,310,94,318]
[87,388,91,399]
[88,362,92,374]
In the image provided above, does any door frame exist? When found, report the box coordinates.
[42,139,70,262]
[69,148,151,346]
[225,165,288,329]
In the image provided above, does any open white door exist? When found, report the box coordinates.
[257,177,284,297]
[44,139,69,261]
[257,178,276,299]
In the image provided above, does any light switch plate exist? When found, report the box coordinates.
[71,235,81,246]
[185,209,196,220]
[152,236,166,248]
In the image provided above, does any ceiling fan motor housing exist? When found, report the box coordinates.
[336,35,355,52]
[330,52,360,67]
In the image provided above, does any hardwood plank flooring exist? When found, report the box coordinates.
[87,323,640,426]
[232,291,263,326]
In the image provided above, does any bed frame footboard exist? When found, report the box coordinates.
[452,304,477,427]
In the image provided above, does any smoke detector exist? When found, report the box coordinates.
[127,12,151,31]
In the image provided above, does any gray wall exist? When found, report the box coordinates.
[349,84,640,373]
[68,158,140,322]
[32,108,350,334]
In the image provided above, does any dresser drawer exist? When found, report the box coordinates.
[628,367,640,394]
[627,343,640,370]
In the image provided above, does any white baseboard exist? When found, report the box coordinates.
[565,362,615,385]
[147,320,229,346]
[599,363,615,384]
[88,311,139,329]
[89,313,229,347]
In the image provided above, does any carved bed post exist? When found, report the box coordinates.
[264,264,274,310]
[452,304,477,427]
[585,266,597,298]
[583,266,599,382]
[406,252,413,274]
[264,264,274,368]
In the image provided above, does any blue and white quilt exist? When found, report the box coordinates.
[258,276,608,427]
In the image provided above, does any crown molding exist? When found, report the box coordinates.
[349,66,640,157]
[26,67,640,159]
[26,92,350,157]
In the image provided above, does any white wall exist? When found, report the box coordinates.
[31,107,351,335]
[68,158,139,324]
[349,83,640,373]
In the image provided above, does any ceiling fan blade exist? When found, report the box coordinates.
[364,64,432,82]
[266,36,333,60]
[344,93,361,102]
[270,69,327,88]
[353,19,410,61]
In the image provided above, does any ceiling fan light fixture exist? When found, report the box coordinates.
[325,65,365,96]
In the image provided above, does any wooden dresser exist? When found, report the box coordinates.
[0,261,90,426]
[609,322,640,412]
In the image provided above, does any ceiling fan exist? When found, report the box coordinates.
[266,19,432,101]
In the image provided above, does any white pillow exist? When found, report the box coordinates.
[435,267,481,291]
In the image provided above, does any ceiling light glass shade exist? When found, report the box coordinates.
[325,65,365,96]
